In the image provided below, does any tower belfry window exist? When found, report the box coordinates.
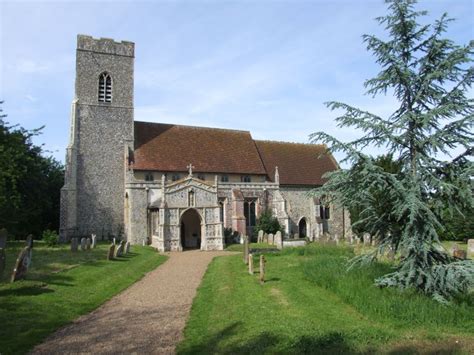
[98,72,112,103]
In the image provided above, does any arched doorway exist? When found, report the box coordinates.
[298,218,307,238]
[180,208,202,249]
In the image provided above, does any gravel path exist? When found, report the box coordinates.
[32,250,234,354]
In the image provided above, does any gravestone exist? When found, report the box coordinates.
[248,253,254,275]
[453,249,466,260]
[294,233,299,239]
[243,236,249,265]
[274,231,283,250]
[107,244,115,260]
[86,238,91,250]
[71,238,78,252]
[334,234,339,245]
[263,233,268,243]
[113,238,116,245]
[26,234,34,248]
[258,230,264,243]
[0,248,6,278]
[115,242,124,257]
[91,234,97,248]
[80,238,87,251]
[142,240,146,246]
[268,233,274,245]
[125,241,131,254]
[259,255,266,285]
[467,239,474,259]
[11,246,31,282]
[363,233,371,246]
[449,243,459,256]
[0,228,7,249]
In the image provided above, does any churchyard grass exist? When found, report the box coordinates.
[0,241,167,354]
[178,243,474,354]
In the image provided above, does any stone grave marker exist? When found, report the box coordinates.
[0,248,6,278]
[274,231,283,250]
[248,253,254,275]
[468,239,474,259]
[115,242,124,257]
[86,238,91,250]
[71,238,78,252]
[113,238,116,245]
[243,236,249,264]
[263,233,268,243]
[259,255,266,285]
[11,246,31,282]
[91,234,97,248]
[449,243,459,256]
[107,244,115,260]
[453,249,466,260]
[268,233,274,245]
[125,241,131,254]
[258,230,264,243]
[26,234,34,248]
[80,238,87,251]
[0,228,7,249]
[363,233,371,246]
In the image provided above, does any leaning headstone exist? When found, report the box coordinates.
[11,246,31,282]
[107,244,115,260]
[258,230,264,243]
[71,238,78,252]
[467,239,474,259]
[91,234,97,248]
[274,231,283,250]
[0,228,7,249]
[453,249,466,260]
[80,238,87,251]
[259,255,266,285]
[125,241,131,254]
[243,236,249,265]
[248,253,254,275]
[115,242,124,257]
[0,248,6,278]
[26,234,34,248]
[363,233,371,246]
[86,238,91,250]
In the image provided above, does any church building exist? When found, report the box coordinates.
[60,35,351,251]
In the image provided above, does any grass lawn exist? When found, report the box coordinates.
[0,241,167,354]
[225,242,278,252]
[178,244,474,354]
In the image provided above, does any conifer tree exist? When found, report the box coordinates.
[310,0,473,302]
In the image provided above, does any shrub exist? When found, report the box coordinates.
[254,209,282,236]
[42,229,59,247]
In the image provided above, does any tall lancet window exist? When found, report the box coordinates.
[98,72,112,103]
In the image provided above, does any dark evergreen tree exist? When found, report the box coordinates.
[0,101,64,238]
[310,0,473,302]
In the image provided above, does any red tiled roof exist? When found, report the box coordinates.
[255,140,338,186]
[133,122,267,174]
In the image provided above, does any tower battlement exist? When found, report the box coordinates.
[77,34,134,57]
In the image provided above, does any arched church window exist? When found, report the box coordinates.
[320,205,330,219]
[243,200,256,227]
[219,201,224,223]
[98,72,112,103]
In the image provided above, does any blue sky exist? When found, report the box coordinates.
[1,0,472,164]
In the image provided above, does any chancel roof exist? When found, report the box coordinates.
[133,121,338,186]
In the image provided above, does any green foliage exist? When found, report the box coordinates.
[310,0,474,302]
[178,244,473,354]
[0,102,64,238]
[0,242,167,353]
[438,206,474,241]
[254,209,282,236]
[41,229,59,247]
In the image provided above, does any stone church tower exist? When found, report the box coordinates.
[60,35,135,240]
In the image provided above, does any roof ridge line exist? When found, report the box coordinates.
[134,120,251,134]
[255,139,326,147]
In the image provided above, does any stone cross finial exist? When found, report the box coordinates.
[187,163,195,177]
[275,166,280,184]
